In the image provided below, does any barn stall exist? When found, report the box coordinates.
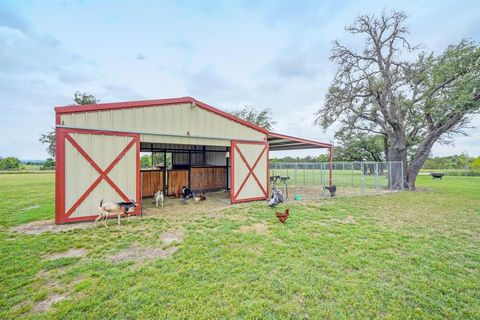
[54,97,332,224]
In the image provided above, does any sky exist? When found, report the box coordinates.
[0,0,479,160]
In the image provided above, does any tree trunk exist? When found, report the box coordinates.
[406,136,438,189]
[405,115,462,189]
[386,133,408,190]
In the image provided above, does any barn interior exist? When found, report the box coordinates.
[140,142,230,199]
[140,132,333,201]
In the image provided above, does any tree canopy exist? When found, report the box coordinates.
[316,11,480,189]
[0,157,21,170]
[39,92,99,158]
[229,107,276,131]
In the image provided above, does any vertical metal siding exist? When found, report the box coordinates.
[65,132,137,218]
[60,103,265,142]
[205,151,227,166]
[232,142,268,202]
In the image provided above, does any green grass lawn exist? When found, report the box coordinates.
[0,174,479,319]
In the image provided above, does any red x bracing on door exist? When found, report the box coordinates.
[231,140,269,204]
[55,128,140,224]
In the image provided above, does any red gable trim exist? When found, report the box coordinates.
[268,132,332,148]
[55,96,269,134]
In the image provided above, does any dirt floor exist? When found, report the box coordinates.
[141,190,232,221]
[10,219,92,235]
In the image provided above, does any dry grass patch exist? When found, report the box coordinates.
[109,244,178,263]
[45,248,88,260]
[32,294,66,313]
[11,219,91,235]
[239,222,270,235]
[159,230,184,245]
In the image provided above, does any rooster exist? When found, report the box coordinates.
[323,185,337,197]
[275,208,290,224]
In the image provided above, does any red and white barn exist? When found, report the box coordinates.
[54,97,332,224]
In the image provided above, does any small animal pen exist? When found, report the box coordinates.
[54,97,332,224]
[269,161,403,200]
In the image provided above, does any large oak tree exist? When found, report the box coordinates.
[316,11,480,189]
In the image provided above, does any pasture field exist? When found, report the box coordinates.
[0,173,479,319]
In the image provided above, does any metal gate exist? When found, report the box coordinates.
[230,140,268,203]
[55,128,140,224]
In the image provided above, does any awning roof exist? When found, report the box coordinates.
[267,132,332,151]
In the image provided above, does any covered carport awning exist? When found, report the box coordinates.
[267,132,333,186]
[267,132,332,151]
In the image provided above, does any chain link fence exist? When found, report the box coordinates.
[269,161,404,200]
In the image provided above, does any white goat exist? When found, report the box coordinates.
[154,190,164,208]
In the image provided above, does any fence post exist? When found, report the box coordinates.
[388,162,392,191]
[303,163,306,186]
[375,162,379,193]
[400,161,404,191]
[361,162,365,194]
[295,163,298,187]
[351,162,354,188]
[320,163,323,187]
[312,163,315,185]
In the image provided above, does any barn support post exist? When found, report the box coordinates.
[163,150,167,193]
[329,146,333,187]
[150,143,154,167]
[225,147,230,190]
[188,150,192,189]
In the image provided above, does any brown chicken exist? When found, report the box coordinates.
[275,208,290,223]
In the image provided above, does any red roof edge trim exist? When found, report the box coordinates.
[268,132,332,148]
[191,98,268,134]
[54,96,269,134]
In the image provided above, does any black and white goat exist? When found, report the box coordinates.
[95,199,138,227]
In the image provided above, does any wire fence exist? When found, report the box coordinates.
[269,161,404,200]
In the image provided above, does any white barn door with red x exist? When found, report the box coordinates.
[230,140,269,203]
[55,128,140,224]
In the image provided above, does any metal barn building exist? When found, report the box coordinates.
[54,97,332,224]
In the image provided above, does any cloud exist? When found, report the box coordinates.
[0,5,28,31]
[185,67,248,103]
[2,0,479,160]
[268,43,331,80]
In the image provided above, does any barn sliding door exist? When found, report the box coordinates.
[55,128,140,224]
[230,140,269,204]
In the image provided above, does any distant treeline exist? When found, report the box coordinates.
[271,153,480,170]
[0,157,55,171]
[423,154,479,170]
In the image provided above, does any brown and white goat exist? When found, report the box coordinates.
[95,199,138,227]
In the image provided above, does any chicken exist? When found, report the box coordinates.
[193,193,207,202]
[275,208,290,224]
[323,185,337,197]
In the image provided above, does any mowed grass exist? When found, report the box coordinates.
[0,174,479,319]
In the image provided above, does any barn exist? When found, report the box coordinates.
[54,97,332,224]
